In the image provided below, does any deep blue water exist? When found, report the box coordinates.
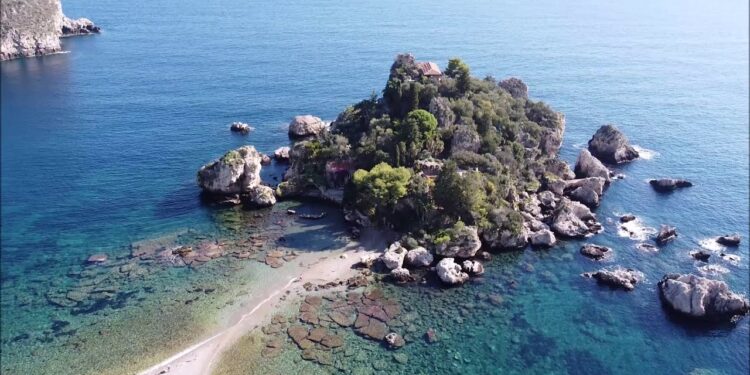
[1,0,748,374]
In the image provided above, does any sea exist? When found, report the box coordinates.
[1,0,748,374]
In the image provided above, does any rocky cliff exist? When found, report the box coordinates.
[0,0,99,61]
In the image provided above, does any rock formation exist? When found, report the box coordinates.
[436,258,469,285]
[230,122,252,133]
[434,225,482,258]
[658,274,749,321]
[574,149,611,182]
[289,115,327,139]
[498,77,528,99]
[273,146,290,161]
[580,244,612,260]
[655,225,677,245]
[382,242,407,270]
[587,124,639,164]
[404,247,433,267]
[584,267,643,291]
[551,198,602,238]
[1,0,100,61]
[716,234,741,247]
[649,178,693,192]
[196,146,275,207]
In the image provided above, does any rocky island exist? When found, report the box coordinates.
[0,0,100,61]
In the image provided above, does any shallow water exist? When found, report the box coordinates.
[2,0,748,374]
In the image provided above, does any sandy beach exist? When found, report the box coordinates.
[138,229,387,375]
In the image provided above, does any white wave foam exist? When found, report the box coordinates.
[617,219,656,241]
[699,238,725,252]
[633,145,659,160]
[572,142,586,149]
[697,264,730,276]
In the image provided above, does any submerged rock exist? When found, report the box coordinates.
[587,124,639,164]
[86,253,108,264]
[658,274,750,321]
[574,149,611,182]
[584,267,643,291]
[716,234,741,247]
[434,225,482,258]
[288,115,327,139]
[436,258,469,285]
[580,244,612,260]
[649,178,693,192]
[384,332,405,349]
[655,225,677,245]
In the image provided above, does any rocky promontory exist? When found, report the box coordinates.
[197,146,276,207]
[1,0,100,61]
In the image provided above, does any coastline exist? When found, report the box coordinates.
[138,228,387,375]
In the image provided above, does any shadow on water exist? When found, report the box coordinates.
[154,182,206,220]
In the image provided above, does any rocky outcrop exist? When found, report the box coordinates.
[451,126,481,154]
[1,0,100,61]
[498,77,528,99]
[649,178,693,192]
[389,268,412,283]
[273,146,290,161]
[564,177,606,208]
[461,260,484,275]
[716,234,741,247]
[197,146,276,207]
[428,97,455,128]
[405,247,433,267]
[587,125,639,164]
[230,122,252,133]
[275,141,344,205]
[436,258,469,285]
[434,225,482,258]
[482,225,529,251]
[620,214,636,223]
[529,229,556,247]
[584,267,643,291]
[580,244,611,260]
[658,274,750,321]
[574,149,611,182]
[692,250,711,262]
[289,115,327,139]
[247,185,276,207]
[551,198,601,238]
[382,242,407,270]
[655,225,677,245]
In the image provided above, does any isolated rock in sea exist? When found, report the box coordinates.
[390,267,412,283]
[529,229,556,247]
[692,250,711,262]
[580,244,611,260]
[574,149,611,182]
[384,332,405,349]
[0,0,100,61]
[498,77,529,99]
[461,260,485,275]
[620,214,636,223]
[273,146,290,161]
[289,115,327,139]
[260,154,272,165]
[587,124,639,164]
[230,122,252,133]
[246,185,276,207]
[649,178,693,192]
[434,225,482,258]
[658,274,750,321]
[551,198,601,238]
[716,234,741,247]
[584,267,643,291]
[405,247,433,268]
[436,258,469,285]
[382,242,407,270]
[197,146,263,195]
[655,225,677,245]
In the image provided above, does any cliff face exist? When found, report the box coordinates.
[0,0,98,61]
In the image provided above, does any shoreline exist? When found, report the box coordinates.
[138,228,386,375]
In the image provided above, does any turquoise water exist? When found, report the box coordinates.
[2,0,748,374]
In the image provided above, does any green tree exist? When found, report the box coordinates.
[434,161,488,225]
[352,162,412,220]
[396,109,440,165]
[445,58,471,93]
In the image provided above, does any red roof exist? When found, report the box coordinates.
[417,62,442,77]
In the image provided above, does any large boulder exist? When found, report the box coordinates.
[197,146,262,195]
[498,77,528,99]
[434,225,482,258]
[587,125,639,164]
[382,242,407,270]
[580,244,612,260]
[61,16,100,36]
[658,274,750,321]
[273,146,290,161]
[405,247,433,268]
[574,149,611,181]
[247,185,276,207]
[288,115,327,139]
[529,229,556,247]
[649,178,693,192]
[551,198,601,238]
[716,234,741,247]
[389,268,412,283]
[461,260,485,275]
[436,258,469,285]
[584,267,643,291]
[655,225,677,245]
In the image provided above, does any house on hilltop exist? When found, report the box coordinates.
[416,61,442,80]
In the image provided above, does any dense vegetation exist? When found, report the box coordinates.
[283,54,568,246]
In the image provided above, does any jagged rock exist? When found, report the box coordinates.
[620,214,636,223]
[451,127,481,154]
[692,250,711,262]
[658,274,750,321]
[428,97,455,128]
[197,146,262,195]
[382,242,407,270]
[61,16,100,36]
[551,198,601,238]
[716,234,741,247]
[537,191,557,209]
[390,268,412,283]
[405,247,433,267]
[568,185,600,208]
[574,149,611,181]
[529,229,556,247]
[246,185,276,207]
[526,103,566,156]
[482,225,529,251]
[649,178,693,192]
[288,115,326,139]
[434,226,482,258]
[384,332,405,349]
[580,244,611,260]
[498,77,528,99]
[273,146,290,161]
[584,267,643,291]
[655,225,677,245]
[461,260,484,275]
[229,122,252,133]
[587,124,639,164]
[436,258,469,285]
